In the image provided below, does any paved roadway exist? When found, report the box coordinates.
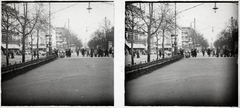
[2,55,114,106]
[126,54,238,106]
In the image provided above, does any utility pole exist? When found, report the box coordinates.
[68,18,70,49]
[194,18,196,49]
[231,16,234,50]
[104,17,107,49]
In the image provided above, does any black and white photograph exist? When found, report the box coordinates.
[1,1,114,106]
[125,1,238,106]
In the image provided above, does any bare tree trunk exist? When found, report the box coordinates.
[21,3,27,63]
[37,29,39,59]
[156,37,158,60]
[22,34,26,62]
[131,32,134,65]
[162,30,165,59]
[131,8,134,65]
[147,29,151,62]
[31,34,33,60]
[6,22,9,65]
[147,3,153,62]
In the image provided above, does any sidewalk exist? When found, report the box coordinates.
[1,55,46,66]
[125,54,171,65]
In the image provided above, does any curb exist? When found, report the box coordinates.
[125,55,183,81]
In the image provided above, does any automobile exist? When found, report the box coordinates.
[150,51,156,55]
[39,51,46,56]
[25,51,31,55]
[164,50,172,56]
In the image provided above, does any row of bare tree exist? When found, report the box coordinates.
[126,3,178,65]
[2,3,82,66]
[87,17,114,50]
[2,3,50,65]
[214,17,238,50]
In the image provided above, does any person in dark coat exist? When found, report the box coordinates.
[136,49,140,58]
[105,49,109,57]
[207,48,211,57]
[65,49,68,57]
[191,49,194,57]
[76,49,79,56]
[82,48,85,57]
[216,47,220,57]
[202,49,205,57]
[33,50,36,58]
[159,49,162,58]
[10,50,14,59]
[194,49,197,57]
[90,47,94,57]
[230,49,234,57]
[69,49,71,57]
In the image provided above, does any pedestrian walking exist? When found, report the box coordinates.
[10,50,14,59]
[224,48,229,57]
[194,49,197,57]
[90,47,94,57]
[112,47,114,58]
[216,47,220,57]
[94,48,97,57]
[230,49,234,57]
[69,49,71,57]
[76,49,79,56]
[136,49,140,58]
[159,49,162,58]
[191,49,194,57]
[212,48,215,57]
[33,50,36,59]
[105,49,109,57]
[202,49,205,57]
[81,48,85,57]
[220,48,224,57]
[207,48,211,57]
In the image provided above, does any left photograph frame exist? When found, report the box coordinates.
[1,1,114,106]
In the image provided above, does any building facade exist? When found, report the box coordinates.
[181,27,195,51]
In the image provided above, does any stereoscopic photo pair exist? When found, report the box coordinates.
[1,1,238,107]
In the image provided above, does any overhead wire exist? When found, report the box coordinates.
[51,3,78,15]
[177,3,204,14]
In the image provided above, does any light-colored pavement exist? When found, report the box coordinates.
[1,55,46,66]
[2,56,114,105]
[126,54,238,106]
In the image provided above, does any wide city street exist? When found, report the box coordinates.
[126,54,238,106]
[2,55,114,106]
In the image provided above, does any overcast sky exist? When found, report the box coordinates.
[48,2,114,43]
[175,2,238,44]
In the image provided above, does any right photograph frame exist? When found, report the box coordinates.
[125,1,238,106]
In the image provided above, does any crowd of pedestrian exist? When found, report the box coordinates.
[75,47,114,58]
[180,46,238,58]
[201,47,238,57]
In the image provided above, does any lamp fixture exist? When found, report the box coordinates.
[213,3,218,13]
[87,2,92,13]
